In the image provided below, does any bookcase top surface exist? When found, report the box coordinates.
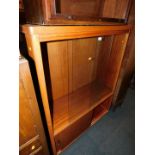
[22,24,132,42]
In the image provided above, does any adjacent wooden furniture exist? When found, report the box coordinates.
[19,57,49,155]
[22,24,131,154]
[111,0,135,107]
[22,0,132,25]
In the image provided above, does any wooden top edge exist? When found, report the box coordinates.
[22,24,132,35]
[27,20,126,26]
[22,24,132,42]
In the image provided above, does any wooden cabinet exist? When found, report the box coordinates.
[22,0,129,25]
[19,58,49,155]
[22,24,131,154]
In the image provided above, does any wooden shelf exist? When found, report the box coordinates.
[53,81,113,136]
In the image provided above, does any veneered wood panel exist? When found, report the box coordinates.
[23,0,44,24]
[22,0,131,25]
[22,25,131,42]
[42,0,56,19]
[71,38,98,91]
[47,41,69,100]
[19,59,49,155]
[47,37,103,97]
[101,0,131,19]
[19,78,37,145]
[55,111,93,151]
[96,36,114,86]
[59,0,103,16]
[23,0,56,24]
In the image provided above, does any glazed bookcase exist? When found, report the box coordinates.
[22,24,131,154]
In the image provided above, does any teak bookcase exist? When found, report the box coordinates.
[22,24,131,154]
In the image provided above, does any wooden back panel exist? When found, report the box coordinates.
[71,38,98,91]
[47,38,99,100]
[58,0,103,16]
[96,36,114,86]
[23,0,44,24]
[101,0,131,19]
[47,41,69,100]
[46,33,129,106]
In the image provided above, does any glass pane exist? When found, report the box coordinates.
[46,36,114,135]
[67,37,112,126]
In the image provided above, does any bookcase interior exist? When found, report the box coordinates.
[41,33,127,138]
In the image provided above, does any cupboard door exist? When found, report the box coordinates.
[55,111,93,152]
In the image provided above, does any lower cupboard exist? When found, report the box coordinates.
[55,111,93,152]
[54,96,112,152]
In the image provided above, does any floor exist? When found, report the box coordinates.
[61,88,135,155]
